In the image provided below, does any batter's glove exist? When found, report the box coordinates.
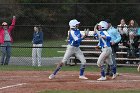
[84,28,89,36]
[95,45,101,50]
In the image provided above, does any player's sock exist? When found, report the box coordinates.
[53,65,62,75]
[106,65,110,75]
[101,65,105,77]
[79,65,85,76]
[111,65,116,74]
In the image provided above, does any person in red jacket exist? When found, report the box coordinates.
[0,16,16,65]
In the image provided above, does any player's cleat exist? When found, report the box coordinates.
[116,73,120,76]
[97,76,106,81]
[49,74,55,79]
[79,75,88,79]
[112,74,117,79]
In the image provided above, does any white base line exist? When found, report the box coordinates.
[0,83,26,90]
[83,80,140,83]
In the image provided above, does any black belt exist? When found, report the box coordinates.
[102,46,110,48]
[4,41,11,42]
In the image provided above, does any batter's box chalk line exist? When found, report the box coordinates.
[0,83,27,90]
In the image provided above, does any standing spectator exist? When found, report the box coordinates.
[136,24,140,72]
[117,19,128,46]
[105,19,121,76]
[94,21,117,81]
[127,20,139,58]
[32,25,43,67]
[0,16,16,65]
[49,19,88,80]
[138,64,140,72]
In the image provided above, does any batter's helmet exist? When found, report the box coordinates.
[98,21,108,30]
[69,19,80,28]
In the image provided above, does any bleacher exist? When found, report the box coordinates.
[58,31,140,66]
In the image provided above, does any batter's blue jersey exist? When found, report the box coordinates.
[94,30,111,48]
[68,29,83,47]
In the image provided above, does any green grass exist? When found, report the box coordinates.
[11,48,65,57]
[40,90,140,93]
[10,39,66,57]
[0,65,139,74]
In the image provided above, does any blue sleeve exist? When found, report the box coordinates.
[137,28,140,35]
[77,34,83,43]
[32,33,35,42]
[77,38,82,42]
[40,32,43,42]
[38,32,43,43]
[101,31,111,41]
[94,33,98,37]
[106,36,111,41]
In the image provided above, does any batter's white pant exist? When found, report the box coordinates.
[32,44,42,66]
[62,45,86,65]
[97,47,113,67]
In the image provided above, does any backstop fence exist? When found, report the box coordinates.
[0,3,140,66]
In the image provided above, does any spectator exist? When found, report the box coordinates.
[138,64,140,72]
[32,25,43,67]
[117,19,128,46]
[0,16,16,65]
[105,19,121,76]
[127,20,139,58]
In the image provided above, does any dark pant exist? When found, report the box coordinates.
[121,34,129,46]
[1,42,11,65]
[127,35,139,58]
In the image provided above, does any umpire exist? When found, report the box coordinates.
[105,19,121,76]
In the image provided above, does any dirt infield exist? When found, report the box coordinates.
[0,71,140,93]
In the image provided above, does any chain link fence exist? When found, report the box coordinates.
[0,3,140,66]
